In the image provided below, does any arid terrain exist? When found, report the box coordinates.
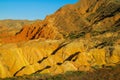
[0,0,120,80]
[0,19,36,38]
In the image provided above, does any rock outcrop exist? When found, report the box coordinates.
[1,20,63,43]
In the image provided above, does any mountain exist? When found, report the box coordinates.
[1,0,120,43]
[0,0,120,79]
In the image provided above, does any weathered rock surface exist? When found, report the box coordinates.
[1,20,63,43]
[46,0,120,35]
[0,38,120,78]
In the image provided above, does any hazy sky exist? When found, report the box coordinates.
[0,0,78,20]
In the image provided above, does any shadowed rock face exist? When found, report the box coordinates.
[0,0,120,78]
[47,0,120,34]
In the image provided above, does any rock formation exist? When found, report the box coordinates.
[0,0,120,78]
[1,20,63,43]
[1,0,120,43]
[0,38,120,78]
[0,0,119,43]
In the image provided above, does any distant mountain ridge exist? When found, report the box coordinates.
[0,20,35,38]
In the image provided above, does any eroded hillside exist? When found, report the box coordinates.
[0,20,35,38]
[1,20,63,43]
[0,0,120,79]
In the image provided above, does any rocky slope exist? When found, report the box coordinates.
[0,39,120,78]
[0,0,120,79]
[1,20,63,43]
[44,0,120,36]
[1,0,120,43]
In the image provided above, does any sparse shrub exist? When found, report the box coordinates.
[68,32,85,39]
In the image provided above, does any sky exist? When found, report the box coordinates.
[0,0,78,20]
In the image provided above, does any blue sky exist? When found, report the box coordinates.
[0,0,78,20]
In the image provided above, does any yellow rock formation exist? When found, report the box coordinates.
[0,39,120,78]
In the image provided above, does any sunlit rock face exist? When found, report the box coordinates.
[0,39,120,78]
[1,20,63,43]
[0,0,120,78]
